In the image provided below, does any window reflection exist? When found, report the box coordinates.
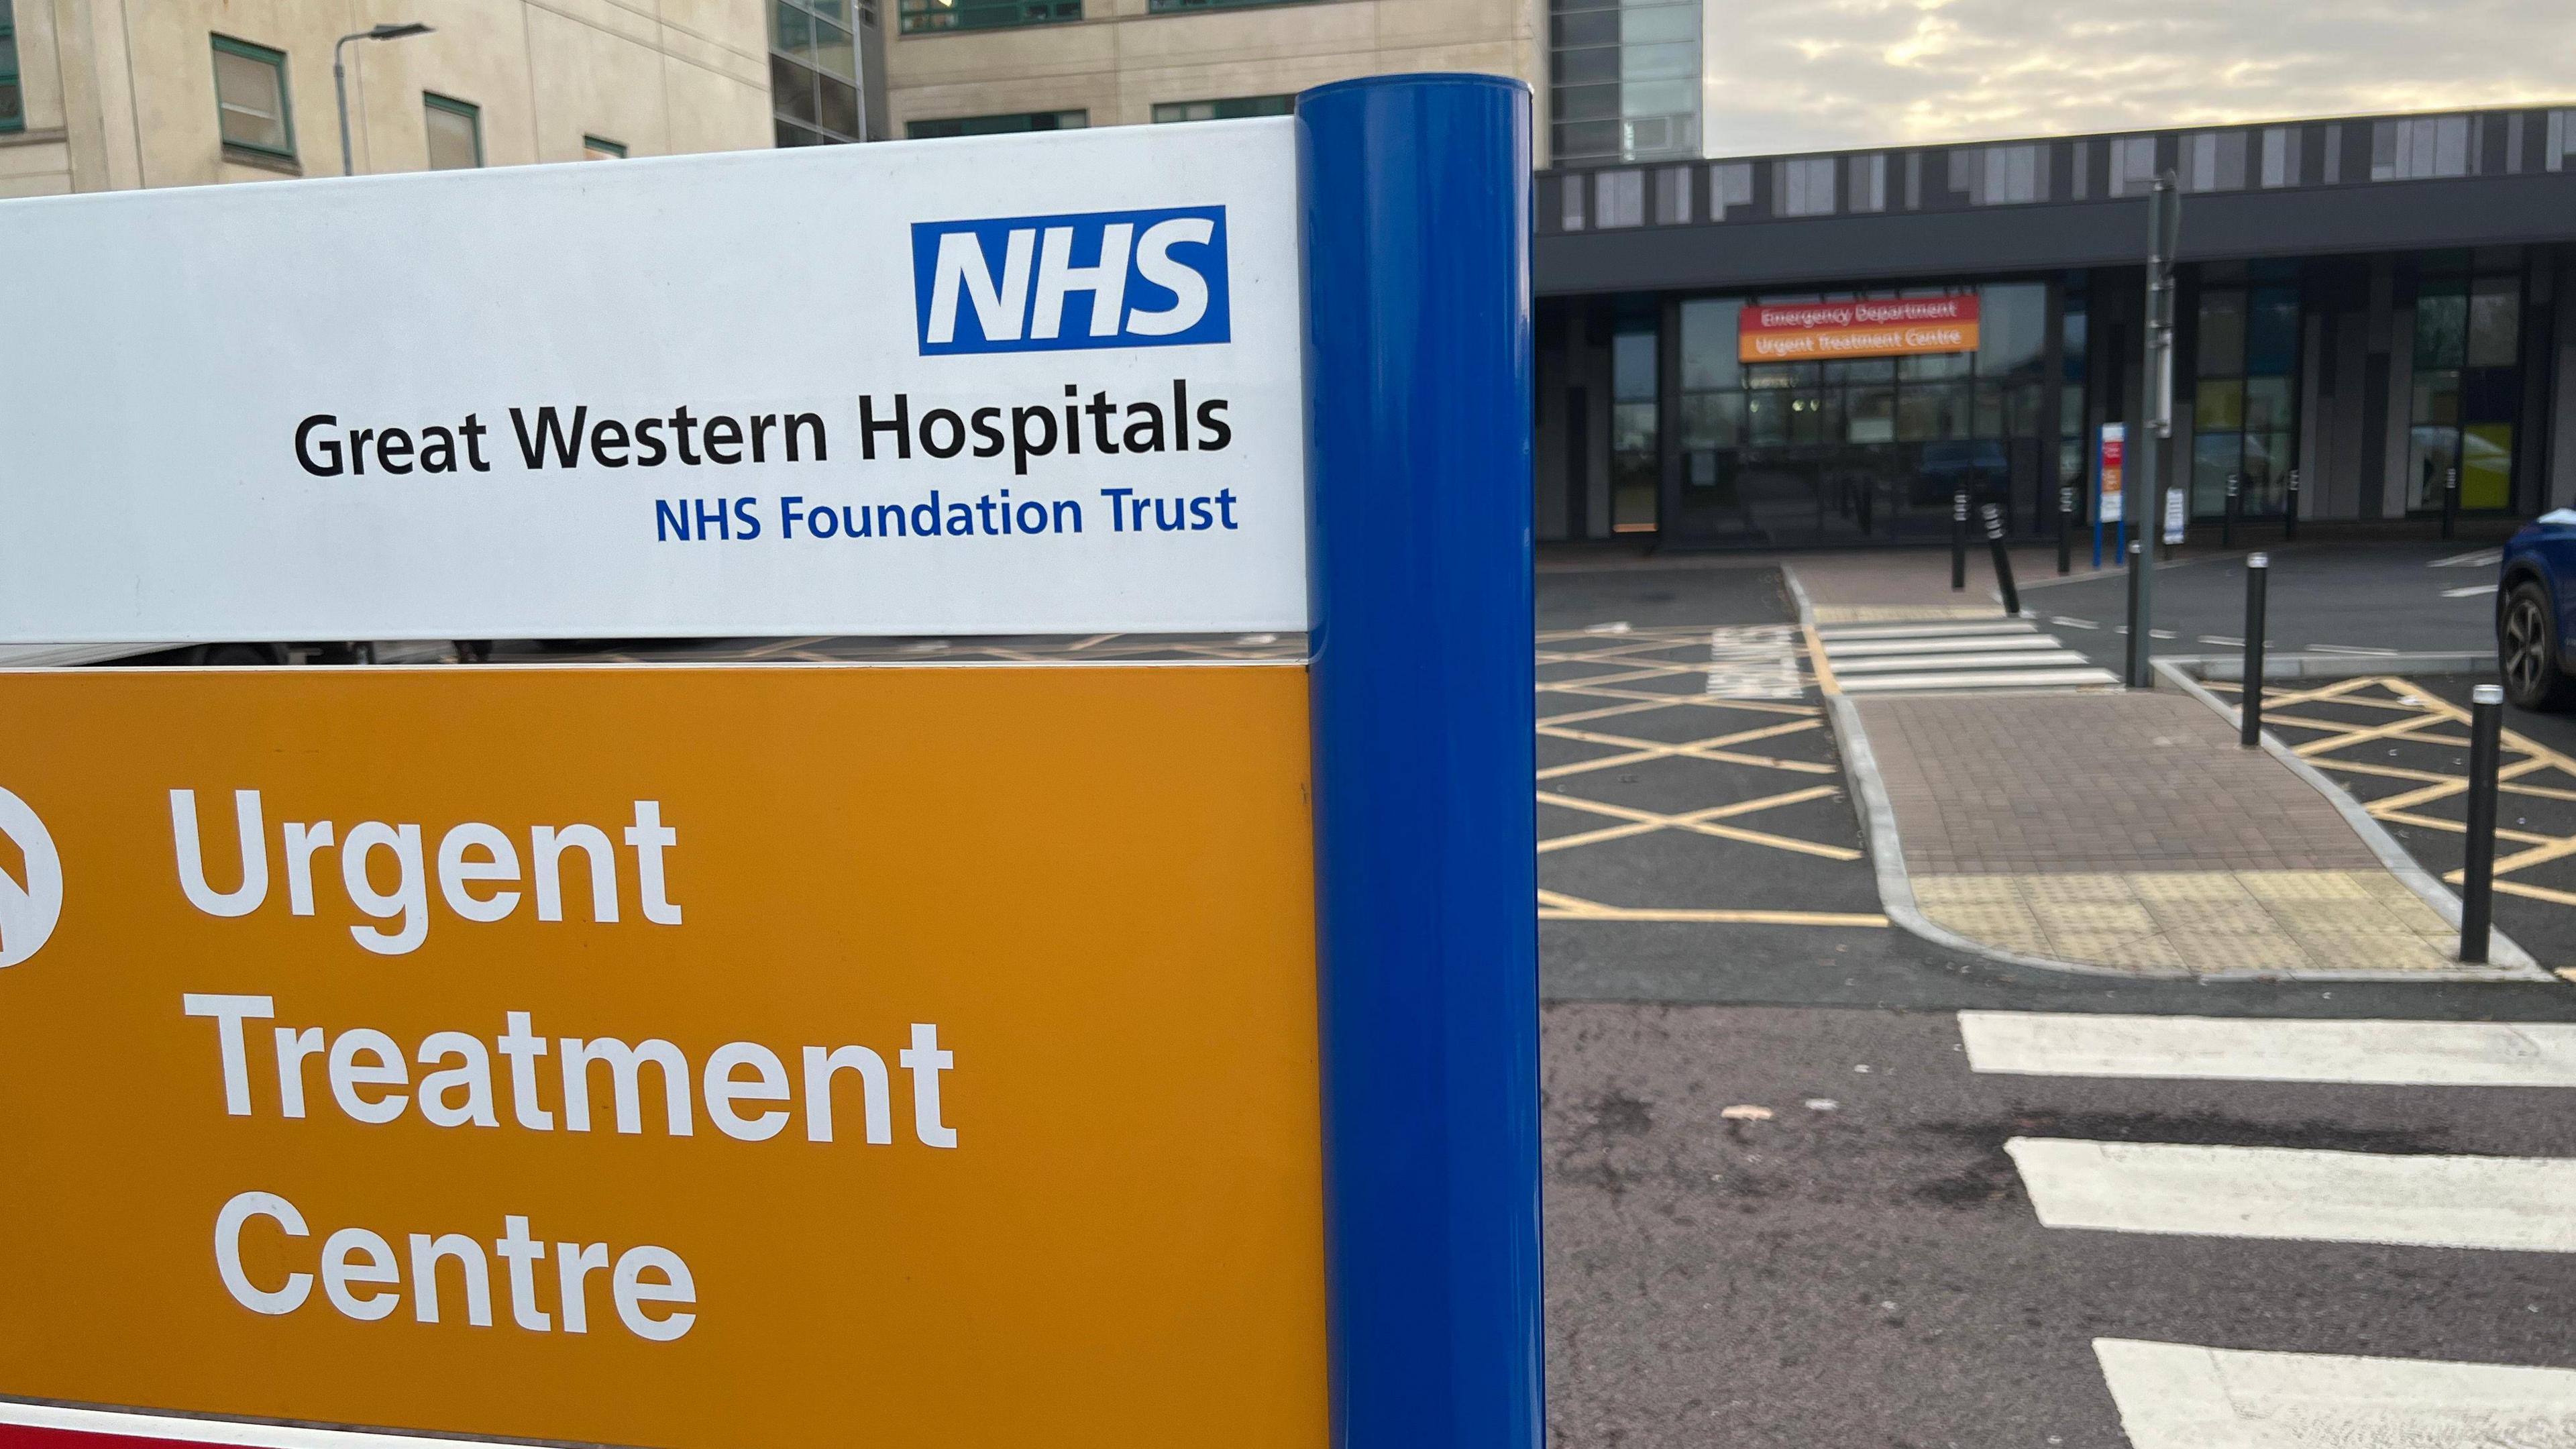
[1671,284,2052,545]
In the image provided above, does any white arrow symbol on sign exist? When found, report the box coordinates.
[0,786,64,969]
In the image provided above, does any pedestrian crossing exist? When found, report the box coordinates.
[1816,619,2119,694]
[1962,1011,2576,1446]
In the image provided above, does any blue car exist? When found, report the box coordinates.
[2499,510,2576,709]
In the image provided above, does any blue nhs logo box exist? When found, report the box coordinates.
[911,206,1230,356]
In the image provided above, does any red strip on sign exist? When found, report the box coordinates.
[1741,295,1979,333]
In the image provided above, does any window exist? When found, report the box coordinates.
[1150,95,1291,123]
[0,0,21,134]
[1774,157,1833,217]
[2109,136,2157,196]
[907,110,1084,140]
[212,35,294,160]
[1150,0,1311,10]
[2191,282,2300,519]
[1653,164,1690,224]
[1559,174,1587,231]
[2182,131,2245,192]
[2372,115,2471,180]
[1610,313,1658,532]
[2259,127,2300,188]
[1594,169,1644,228]
[1549,0,1701,165]
[1707,161,1752,219]
[583,135,627,160]
[2548,110,2573,172]
[423,94,482,170]
[775,0,866,146]
[898,0,1079,34]
[1672,284,2053,543]
[1847,154,1886,213]
[2408,270,2522,513]
[1962,144,2041,204]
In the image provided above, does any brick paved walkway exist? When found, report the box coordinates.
[1856,690,2510,976]
[1860,693,2378,875]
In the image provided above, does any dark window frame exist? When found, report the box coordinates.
[896,0,1081,36]
[211,33,296,162]
[423,91,484,169]
[906,109,1085,140]
[0,0,23,136]
[1150,95,1293,124]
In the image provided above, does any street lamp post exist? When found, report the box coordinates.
[2125,170,2181,689]
[334,22,435,177]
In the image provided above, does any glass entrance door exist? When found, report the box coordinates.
[2408,269,2522,513]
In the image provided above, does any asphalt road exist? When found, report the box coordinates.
[1535,560,2576,1449]
[1546,1003,2576,1449]
[2019,541,2501,669]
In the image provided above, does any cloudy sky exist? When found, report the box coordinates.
[1702,0,2576,156]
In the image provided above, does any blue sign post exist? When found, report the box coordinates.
[1301,74,1543,1449]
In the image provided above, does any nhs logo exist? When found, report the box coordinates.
[912,206,1231,356]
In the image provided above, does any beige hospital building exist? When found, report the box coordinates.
[0,0,1577,200]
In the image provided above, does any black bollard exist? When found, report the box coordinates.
[2057,484,2075,576]
[1982,502,2020,616]
[2284,467,2300,541]
[2241,553,2268,747]
[2124,539,2146,688]
[2222,471,2239,549]
[1951,488,1968,590]
[2443,465,2459,541]
[2461,683,2503,963]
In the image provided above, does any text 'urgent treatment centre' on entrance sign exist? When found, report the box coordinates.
[1737,294,1980,362]
[0,74,1543,1449]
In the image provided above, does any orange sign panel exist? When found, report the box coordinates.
[0,664,1324,1449]
[1738,295,1981,362]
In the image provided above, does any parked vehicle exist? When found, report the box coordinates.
[2498,509,2576,710]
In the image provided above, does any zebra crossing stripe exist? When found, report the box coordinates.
[1835,667,2118,692]
[2005,1138,2576,1253]
[1813,621,2038,641]
[1814,620,2113,693]
[2095,1338,2576,1449]
[1829,651,2090,674]
[1961,1012,2576,1087]
[1821,635,2052,656]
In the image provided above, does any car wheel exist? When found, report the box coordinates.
[2499,580,2576,711]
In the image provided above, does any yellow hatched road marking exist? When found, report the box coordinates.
[1535,718,1828,780]
[1538,695,1819,728]
[1537,790,1864,860]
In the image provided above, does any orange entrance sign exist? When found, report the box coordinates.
[0,664,1324,1449]
[1737,294,1982,362]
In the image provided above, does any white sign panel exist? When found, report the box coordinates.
[0,123,1307,642]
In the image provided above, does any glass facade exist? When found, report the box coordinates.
[2407,262,2522,513]
[898,0,1077,32]
[1151,96,1293,123]
[1610,313,1659,532]
[1548,0,1700,166]
[1666,283,2052,545]
[2190,274,2298,518]
[773,0,869,146]
[907,109,1085,140]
